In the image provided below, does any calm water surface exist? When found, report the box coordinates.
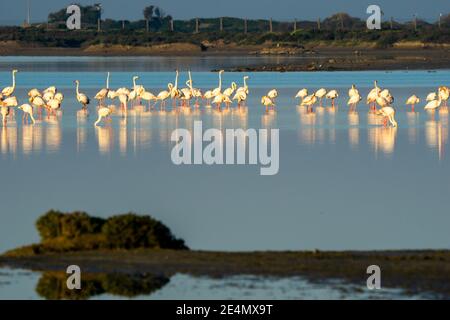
[0,57,448,299]
[0,268,431,300]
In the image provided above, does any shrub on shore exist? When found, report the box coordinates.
[7,210,187,256]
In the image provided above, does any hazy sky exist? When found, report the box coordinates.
[0,0,448,24]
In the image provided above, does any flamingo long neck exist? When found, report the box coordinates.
[95,115,102,126]
[76,82,80,96]
[12,71,16,90]
[188,72,194,93]
[174,72,179,89]
[106,73,110,89]
[133,77,137,90]
[219,72,222,91]
[244,77,247,89]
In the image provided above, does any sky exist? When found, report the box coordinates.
[0,0,448,25]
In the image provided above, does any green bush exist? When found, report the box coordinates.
[28,210,188,254]
[36,210,64,241]
[102,213,187,250]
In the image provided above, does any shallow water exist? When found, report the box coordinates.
[0,268,430,300]
[1,62,449,253]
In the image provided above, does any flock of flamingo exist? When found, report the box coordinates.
[0,69,449,128]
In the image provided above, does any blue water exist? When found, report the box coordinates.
[0,59,449,254]
[0,268,430,300]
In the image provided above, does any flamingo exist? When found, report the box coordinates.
[295,88,308,104]
[54,92,64,103]
[180,81,193,107]
[157,84,172,110]
[43,91,55,102]
[140,90,157,110]
[203,90,215,105]
[223,82,237,97]
[43,86,57,95]
[301,93,317,113]
[347,93,361,112]
[74,80,90,112]
[46,98,62,117]
[267,89,278,102]
[29,95,46,118]
[212,93,227,110]
[236,76,249,95]
[170,70,181,106]
[438,86,449,107]
[233,90,247,108]
[261,95,275,113]
[94,72,110,106]
[377,106,398,127]
[2,96,18,119]
[28,88,41,98]
[367,80,381,111]
[426,92,437,102]
[94,106,112,126]
[326,90,339,107]
[405,95,420,112]
[425,98,442,111]
[1,69,18,97]
[187,71,202,106]
[212,70,224,97]
[18,104,36,124]
[109,91,128,114]
[348,84,359,98]
[315,88,327,107]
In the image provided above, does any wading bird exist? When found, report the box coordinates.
[94,106,112,126]
[212,70,224,97]
[302,93,317,113]
[347,92,361,112]
[2,69,18,98]
[74,80,90,112]
[424,98,442,112]
[377,106,398,127]
[295,88,308,104]
[267,89,278,102]
[438,86,449,107]
[261,95,275,113]
[348,84,359,98]
[406,95,420,112]
[233,90,247,108]
[95,72,110,106]
[326,90,339,107]
[18,104,36,124]
[315,88,327,107]
[236,76,249,95]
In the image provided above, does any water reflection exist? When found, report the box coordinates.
[1,103,450,160]
[368,127,397,155]
[36,272,169,300]
[425,119,448,160]
[348,112,359,148]
[406,112,419,144]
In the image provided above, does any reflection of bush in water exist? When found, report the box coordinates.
[36,272,170,300]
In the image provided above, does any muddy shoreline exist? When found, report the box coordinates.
[1,44,449,71]
[1,249,449,298]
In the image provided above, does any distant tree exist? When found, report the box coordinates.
[143,5,155,20]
